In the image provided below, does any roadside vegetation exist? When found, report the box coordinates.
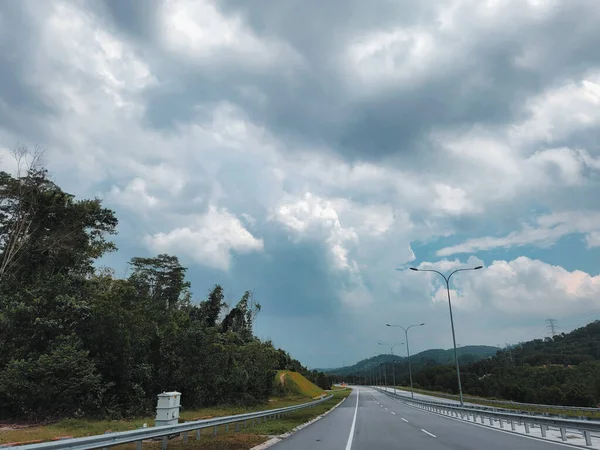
[406,321,600,408]
[339,319,600,409]
[0,147,332,423]
[1,386,351,449]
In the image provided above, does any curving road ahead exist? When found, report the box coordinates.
[271,387,585,450]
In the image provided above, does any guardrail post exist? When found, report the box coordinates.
[480,415,484,424]
[540,425,547,437]
[213,425,218,436]
[510,420,515,431]
[584,430,592,446]
[136,440,142,450]
[244,419,247,428]
[183,431,188,443]
[225,423,229,432]
[196,429,201,440]
[236,422,240,432]
[499,419,504,429]
[488,417,493,426]
[524,422,530,434]
[559,427,567,441]
[161,436,168,450]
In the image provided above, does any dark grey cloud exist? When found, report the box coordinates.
[95,0,600,163]
[0,2,56,137]
[218,227,342,318]
[97,0,163,42]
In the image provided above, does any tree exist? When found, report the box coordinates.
[128,254,191,309]
[221,290,261,340]
[199,284,227,327]
[0,151,316,420]
[0,147,117,286]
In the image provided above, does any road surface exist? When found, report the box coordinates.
[271,387,585,450]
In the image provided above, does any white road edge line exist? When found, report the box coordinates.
[345,389,360,450]
[249,393,348,450]
[422,429,437,438]
[401,418,408,423]
[397,398,587,450]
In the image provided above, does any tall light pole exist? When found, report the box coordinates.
[386,323,425,399]
[373,352,381,386]
[378,342,403,395]
[407,265,483,406]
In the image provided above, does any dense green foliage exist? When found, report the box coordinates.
[0,153,330,420]
[323,345,499,384]
[334,319,600,407]
[408,321,600,407]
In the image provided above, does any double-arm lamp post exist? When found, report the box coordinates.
[385,323,425,399]
[406,265,483,406]
[377,342,403,395]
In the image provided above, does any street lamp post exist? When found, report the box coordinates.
[386,323,425,399]
[407,265,483,406]
[378,342,403,395]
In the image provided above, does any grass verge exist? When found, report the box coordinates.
[0,395,313,445]
[275,371,324,398]
[389,386,600,420]
[1,390,352,449]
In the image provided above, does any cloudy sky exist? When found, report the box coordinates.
[2,0,600,369]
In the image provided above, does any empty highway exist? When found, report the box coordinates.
[271,387,585,450]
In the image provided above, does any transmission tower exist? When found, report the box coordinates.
[545,318,558,337]
[505,343,514,365]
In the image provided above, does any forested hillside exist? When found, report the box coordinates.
[411,321,600,407]
[0,149,330,421]
[323,345,498,381]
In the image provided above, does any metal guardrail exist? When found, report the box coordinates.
[396,386,600,415]
[377,386,586,419]
[375,387,600,446]
[6,395,333,450]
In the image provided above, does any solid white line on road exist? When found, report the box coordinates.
[345,389,360,450]
[405,402,585,449]
[421,429,437,438]
[401,418,408,423]
[391,412,396,415]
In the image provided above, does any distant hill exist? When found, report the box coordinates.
[319,353,402,376]
[320,345,499,377]
[408,321,600,407]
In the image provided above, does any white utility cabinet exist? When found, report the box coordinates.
[155,391,181,427]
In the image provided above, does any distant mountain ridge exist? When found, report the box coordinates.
[318,345,499,376]
[409,320,600,407]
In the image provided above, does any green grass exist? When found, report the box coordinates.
[0,395,315,445]
[275,370,325,398]
[393,386,600,420]
[249,388,351,436]
[0,390,352,449]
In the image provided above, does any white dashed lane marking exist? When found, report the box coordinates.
[421,429,437,438]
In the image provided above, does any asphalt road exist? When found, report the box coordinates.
[271,387,585,450]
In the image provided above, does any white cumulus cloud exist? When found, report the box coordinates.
[145,206,264,271]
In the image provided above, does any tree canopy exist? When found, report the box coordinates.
[0,149,331,420]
